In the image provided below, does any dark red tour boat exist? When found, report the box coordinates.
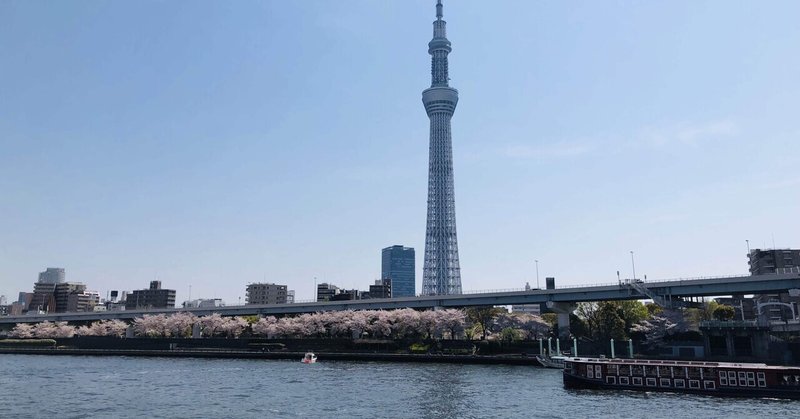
[563,357,800,399]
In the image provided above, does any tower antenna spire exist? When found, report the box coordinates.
[422,0,461,295]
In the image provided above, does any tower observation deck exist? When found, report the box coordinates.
[422,0,462,295]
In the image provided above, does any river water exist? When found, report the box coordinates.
[1,355,796,418]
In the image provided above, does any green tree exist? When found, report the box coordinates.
[541,313,558,327]
[645,303,663,316]
[712,305,736,321]
[569,313,588,339]
[615,301,649,334]
[575,303,599,339]
[594,302,626,341]
[499,327,521,342]
[465,307,504,340]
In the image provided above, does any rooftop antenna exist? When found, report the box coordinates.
[436,0,443,20]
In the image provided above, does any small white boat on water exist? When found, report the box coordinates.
[536,355,566,369]
[301,352,317,364]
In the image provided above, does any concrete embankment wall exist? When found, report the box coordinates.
[0,347,543,366]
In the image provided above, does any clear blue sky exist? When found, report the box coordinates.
[2,1,799,304]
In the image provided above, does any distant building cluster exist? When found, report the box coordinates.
[716,248,800,322]
[2,244,418,316]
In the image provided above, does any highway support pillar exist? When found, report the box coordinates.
[546,301,576,339]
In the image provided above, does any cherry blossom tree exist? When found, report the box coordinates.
[104,319,129,337]
[631,310,688,351]
[252,316,278,338]
[438,309,466,339]
[133,314,171,337]
[199,313,226,337]
[165,312,197,338]
[366,310,392,338]
[219,316,249,338]
[10,323,34,338]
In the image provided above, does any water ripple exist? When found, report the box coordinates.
[1,354,797,419]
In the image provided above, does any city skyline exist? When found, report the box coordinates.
[2,1,799,305]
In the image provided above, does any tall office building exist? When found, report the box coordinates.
[748,249,800,275]
[317,283,341,302]
[382,245,415,297]
[29,267,66,313]
[246,283,288,305]
[125,281,176,310]
[422,1,462,295]
[38,267,66,284]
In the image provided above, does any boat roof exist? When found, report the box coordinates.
[565,357,800,370]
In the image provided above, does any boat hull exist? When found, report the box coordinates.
[563,371,800,399]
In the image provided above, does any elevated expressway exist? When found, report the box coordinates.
[2,273,799,325]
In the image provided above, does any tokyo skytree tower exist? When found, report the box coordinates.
[422,0,462,295]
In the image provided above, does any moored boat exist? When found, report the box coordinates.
[536,355,567,369]
[301,352,317,364]
[563,357,800,399]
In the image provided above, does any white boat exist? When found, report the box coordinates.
[301,352,317,364]
[536,355,566,369]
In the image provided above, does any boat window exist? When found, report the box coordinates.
[620,376,630,386]
[757,372,766,388]
[738,371,747,386]
[704,380,716,390]
[606,376,617,385]
[645,366,658,377]
[747,372,756,387]
[632,365,643,376]
[688,368,701,379]
[719,371,728,386]
[595,365,602,379]
[610,364,619,375]
[728,371,737,386]
[660,378,671,387]
[632,377,643,386]
[587,366,594,379]
[646,378,657,387]
[674,379,685,388]
[689,380,700,389]
[619,365,631,376]
[658,366,670,377]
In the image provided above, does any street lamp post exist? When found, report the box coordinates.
[630,251,637,282]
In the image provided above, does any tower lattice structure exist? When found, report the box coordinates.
[422,1,462,295]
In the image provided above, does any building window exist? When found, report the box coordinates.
[719,371,728,386]
[704,381,716,390]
